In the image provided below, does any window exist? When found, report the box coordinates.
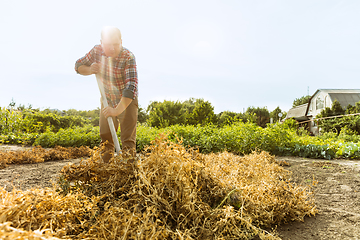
[324,96,328,108]
[316,97,324,110]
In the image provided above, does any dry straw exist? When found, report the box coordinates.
[0,146,91,169]
[0,134,317,239]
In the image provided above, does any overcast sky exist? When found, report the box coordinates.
[1,0,359,113]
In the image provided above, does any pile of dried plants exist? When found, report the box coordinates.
[0,135,317,239]
[0,146,91,169]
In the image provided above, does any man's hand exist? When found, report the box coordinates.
[102,106,118,118]
[77,63,102,76]
[90,63,101,74]
[102,97,133,118]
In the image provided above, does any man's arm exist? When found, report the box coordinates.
[77,63,101,76]
[115,97,133,114]
[102,96,132,118]
[75,45,101,75]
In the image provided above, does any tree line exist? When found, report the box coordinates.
[140,98,286,128]
[3,98,287,129]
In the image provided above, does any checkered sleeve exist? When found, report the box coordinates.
[122,53,138,99]
[74,46,97,73]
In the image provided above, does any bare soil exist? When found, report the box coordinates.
[276,156,360,240]
[0,145,359,240]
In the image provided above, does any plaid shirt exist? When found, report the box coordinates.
[75,45,138,108]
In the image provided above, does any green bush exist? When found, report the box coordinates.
[0,132,38,145]
[317,115,360,135]
[135,124,163,151]
[317,99,360,135]
[3,118,360,159]
[277,144,336,160]
[0,107,91,135]
[64,108,100,126]
[217,111,244,127]
[34,125,100,148]
[0,107,22,135]
[21,110,91,133]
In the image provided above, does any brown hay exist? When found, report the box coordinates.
[0,222,64,239]
[0,134,317,239]
[0,146,91,169]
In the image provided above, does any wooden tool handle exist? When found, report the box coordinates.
[96,56,121,156]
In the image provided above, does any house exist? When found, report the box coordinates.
[286,89,360,135]
[307,89,360,118]
[285,103,312,133]
[286,103,308,121]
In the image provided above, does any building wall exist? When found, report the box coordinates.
[307,91,333,118]
[307,90,333,136]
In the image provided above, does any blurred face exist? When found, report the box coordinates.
[101,35,122,58]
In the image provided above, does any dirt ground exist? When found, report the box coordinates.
[0,145,359,240]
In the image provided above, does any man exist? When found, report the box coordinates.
[75,26,138,162]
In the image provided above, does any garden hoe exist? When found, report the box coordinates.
[96,55,122,157]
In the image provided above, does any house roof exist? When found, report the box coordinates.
[286,103,309,121]
[316,89,360,94]
[328,93,360,108]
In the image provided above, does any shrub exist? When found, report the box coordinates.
[0,107,91,135]
[3,118,360,159]
[34,125,100,148]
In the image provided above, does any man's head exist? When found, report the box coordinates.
[101,26,122,58]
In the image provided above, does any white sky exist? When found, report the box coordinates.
[0,0,359,113]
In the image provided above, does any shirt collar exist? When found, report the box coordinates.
[99,45,123,60]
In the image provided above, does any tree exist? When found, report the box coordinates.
[182,98,196,114]
[64,108,100,126]
[137,106,148,124]
[8,98,16,108]
[345,101,360,114]
[317,107,333,118]
[293,95,311,107]
[147,100,186,128]
[217,111,242,126]
[331,100,345,116]
[270,106,285,122]
[146,98,216,127]
[246,106,270,128]
[185,99,216,125]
